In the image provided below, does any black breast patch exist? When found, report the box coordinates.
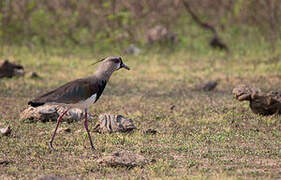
[95,80,107,103]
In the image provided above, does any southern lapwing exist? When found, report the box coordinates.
[28,56,130,152]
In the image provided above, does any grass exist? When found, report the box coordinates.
[0,46,280,179]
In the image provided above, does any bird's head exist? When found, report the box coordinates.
[105,56,130,71]
[93,56,130,79]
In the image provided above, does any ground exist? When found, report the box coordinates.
[0,48,280,179]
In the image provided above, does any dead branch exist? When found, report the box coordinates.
[182,0,229,51]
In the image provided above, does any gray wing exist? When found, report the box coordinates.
[28,78,107,107]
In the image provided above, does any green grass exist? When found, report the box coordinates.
[0,46,280,179]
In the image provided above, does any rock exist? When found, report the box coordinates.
[170,105,176,111]
[196,81,218,91]
[0,126,11,136]
[0,159,10,166]
[56,127,71,134]
[93,114,136,133]
[0,60,24,78]
[143,128,157,135]
[209,36,228,51]
[27,71,41,79]
[146,25,176,44]
[97,150,147,168]
[233,84,281,115]
[20,105,93,122]
[124,44,141,55]
[233,84,261,101]
[202,81,218,91]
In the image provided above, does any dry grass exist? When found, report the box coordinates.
[0,49,280,179]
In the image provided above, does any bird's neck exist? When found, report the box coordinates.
[93,69,113,81]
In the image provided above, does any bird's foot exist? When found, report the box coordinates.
[91,145,96,153]
[49,141,57,151]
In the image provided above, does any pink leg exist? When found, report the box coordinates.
[49,109,68,150]
[84,109,95,152]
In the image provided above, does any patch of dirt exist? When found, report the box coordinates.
[97,150,147,168]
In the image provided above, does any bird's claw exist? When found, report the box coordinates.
[49,141,57,151]
[91,146,96,153]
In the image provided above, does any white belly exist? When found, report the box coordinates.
[47,94,97,110]
[74,94,97,109]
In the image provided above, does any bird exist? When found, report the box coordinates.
[28,56,130,152]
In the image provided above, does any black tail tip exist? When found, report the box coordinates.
[28,101,45,107]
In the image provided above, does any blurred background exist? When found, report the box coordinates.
[0,0,280,55]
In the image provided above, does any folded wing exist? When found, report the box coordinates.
[28,77,107,107]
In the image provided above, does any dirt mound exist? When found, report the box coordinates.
[0,60,24,78]
[233,84,281,115]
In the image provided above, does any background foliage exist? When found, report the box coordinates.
[0,0,280,52]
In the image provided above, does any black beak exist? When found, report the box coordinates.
[120,63,130,70]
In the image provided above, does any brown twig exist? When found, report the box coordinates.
[182,0,229,51]
[182,1,216,34]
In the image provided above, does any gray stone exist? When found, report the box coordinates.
[0,126,11,136]
[27,71,41,79]
[196,80,218,91]
[124,44,141,55]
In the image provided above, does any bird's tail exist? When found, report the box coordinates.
[28,101,45,107]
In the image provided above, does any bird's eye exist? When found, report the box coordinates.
[113,59,120,63]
